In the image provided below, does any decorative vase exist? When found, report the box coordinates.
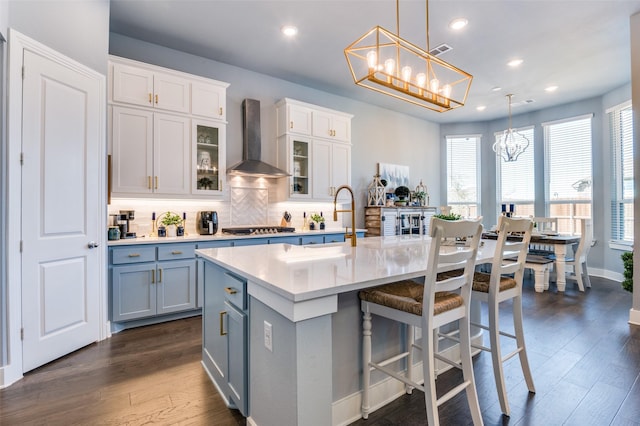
[320,222,325,230]
[310,222,316,230]
[166,224,177,237]
[158,226,166,237]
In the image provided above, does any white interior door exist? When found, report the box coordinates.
[21,49,102,372]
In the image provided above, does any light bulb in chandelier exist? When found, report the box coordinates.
[366,51,377,70]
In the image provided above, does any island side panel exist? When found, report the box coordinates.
[249,297,332,426]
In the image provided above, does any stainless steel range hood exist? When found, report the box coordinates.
[227,99,290,178]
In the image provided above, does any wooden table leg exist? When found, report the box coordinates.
[554,245,568,291]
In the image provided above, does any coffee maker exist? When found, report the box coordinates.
[118,210,136,238]
[197,211,218,235]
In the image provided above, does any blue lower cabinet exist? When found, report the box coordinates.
[301,235,324,245]
[202,262,248,416]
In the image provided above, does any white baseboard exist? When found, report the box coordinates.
[587,267,623,283]
[629,308,640,326]
[0,364,22,389]
[331,335,481,426]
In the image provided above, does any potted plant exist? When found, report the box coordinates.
[311,213,325,230]
[622,251,633,292]
[198,176,213,190]
[161,212,183,237]
[433,213,462,221]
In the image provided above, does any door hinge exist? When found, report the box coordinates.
[22,66,25,80]
[21,328,24,340]
[20,240,23,252]
[20,152,24,165]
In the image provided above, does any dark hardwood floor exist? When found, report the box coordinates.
[1,275,638,425]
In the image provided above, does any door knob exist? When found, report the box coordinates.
[87,241,99,249]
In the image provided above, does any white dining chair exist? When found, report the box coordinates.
[359,218,484,426]
[552,218,592,291]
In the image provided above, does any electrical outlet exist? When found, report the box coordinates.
[264,321,273,352]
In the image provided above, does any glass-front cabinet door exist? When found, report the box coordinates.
[193,119,226,194]
[291,138,310,198]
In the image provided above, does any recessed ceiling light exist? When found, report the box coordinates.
[545,85,558,92]
[449,18,468,30]
[491,86,502,92]
[281,25,298,37]
[476,105,486,111]
[507,59,524,67]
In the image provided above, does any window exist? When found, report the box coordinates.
[543,115,593,234]
[609,101,633,245]
[496,126,535,217]
[446,135,480,217]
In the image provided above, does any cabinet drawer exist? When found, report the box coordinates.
[223,272,247,310]
[301,235,324,245]
[158,243,196,261]
[111,246,156,264]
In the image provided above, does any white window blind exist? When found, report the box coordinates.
[496,126,535,209]
[543,115,592,233]
[609,102,633,244]
[446,135,480,217]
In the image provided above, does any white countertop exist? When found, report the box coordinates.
[107,228,364,246]
[196,235,497,304]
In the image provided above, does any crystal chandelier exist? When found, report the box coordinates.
[344,0,472,113]
[492,94,530,162]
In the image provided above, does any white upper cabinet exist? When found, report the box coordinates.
[280,103,313,136]
[275,98,353,201]
[111,106,190,195]
[312,110,351,142]
[192,81,227,120]
[109,56,229,198]
[112,63,190,113]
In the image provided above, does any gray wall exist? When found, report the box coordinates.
[441,92,629,278]
[108,33,443,221]
[0,0,7,366]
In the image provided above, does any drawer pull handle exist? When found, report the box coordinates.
[148,93,152,104]
[158,268,163,283]
[220,311,227,336]
[224,287,238,295]
[171,250,183,255]
[147,176,152,190]
[128,253,141,257]
[151,269,155,283]
[155,94,159,104]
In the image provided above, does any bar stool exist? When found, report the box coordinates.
[359,218,484,426]
[471,216,535,416]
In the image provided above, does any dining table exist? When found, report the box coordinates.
[482,232,581,291]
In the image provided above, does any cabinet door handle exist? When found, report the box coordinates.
[148,93,152,104]
[171,250,183,255]
[128,253,141,258]
[224,287,238,295]
[155,176,158,190]
[219,107,223,116]
[148,176,152,189]
[158,268,163,283]
[155,94,159,104]
[151,269,155,283]
[220,311,227,336]
[290,121,294,129]
[219,179,223,191]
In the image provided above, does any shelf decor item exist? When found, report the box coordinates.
[311,213,326,230]
[414,179,429,206]
[367,174,386,206]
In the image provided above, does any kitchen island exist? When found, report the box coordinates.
[196,235,496,426]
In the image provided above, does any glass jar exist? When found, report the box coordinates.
[108,226,121,240]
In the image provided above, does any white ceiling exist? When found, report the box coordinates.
[109,0,640,124]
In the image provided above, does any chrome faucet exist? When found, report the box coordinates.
[333,185,357,247]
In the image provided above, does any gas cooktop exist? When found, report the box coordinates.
[221,226,296,235]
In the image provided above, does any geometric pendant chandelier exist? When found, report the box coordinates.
[492,94,530,162]
[344,0,473,112]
